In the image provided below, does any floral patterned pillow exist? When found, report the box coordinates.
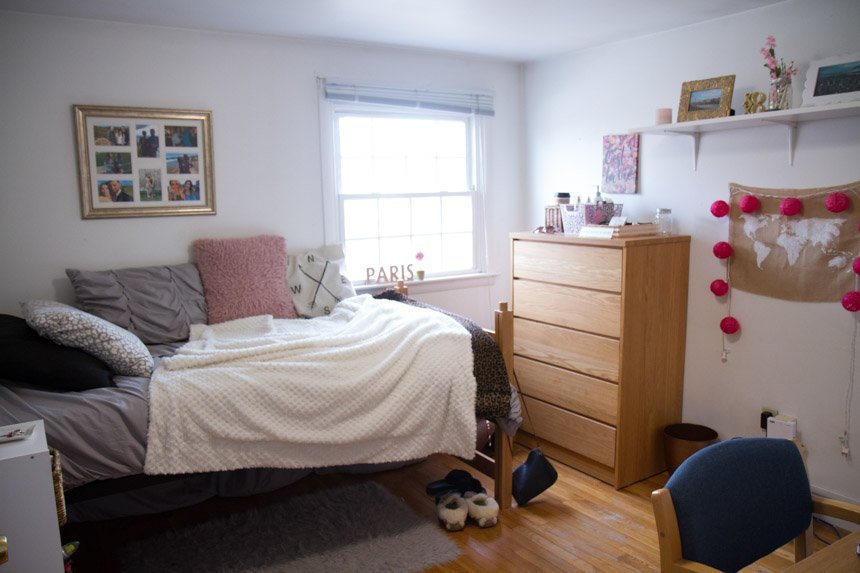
[20,300,153,377]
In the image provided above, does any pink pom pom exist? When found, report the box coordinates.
[710,200,730,218]
[842,292,860,312]
[713,241,733,259]
[710,279,729,296]
[780,197,802,216]
[739,195,761,214]
[825,192,850,213]
[720,316,740,334]
[854,258,860,275]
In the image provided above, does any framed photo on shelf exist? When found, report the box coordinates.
[802,52,860,107]
[677,75,735,122]
[74,105,215,219]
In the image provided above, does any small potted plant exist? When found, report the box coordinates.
[415,251,425,280]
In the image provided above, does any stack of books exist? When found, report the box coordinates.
[583,223,658,238]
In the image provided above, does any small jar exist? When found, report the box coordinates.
[555,192,570,205]
[655,208,673,235]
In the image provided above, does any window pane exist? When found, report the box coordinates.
[438,157,468,192]
[344,238,379,281]
[343,198,378,240]
[413,235,442,273]
[340,157,373,195]
[441,196,472,233]
[374,156,406,195]
[412,196,441,235]
[338,117,373,157]
[378,198,411,238]
[442,233,473,271]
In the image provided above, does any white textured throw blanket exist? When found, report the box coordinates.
[144,295,476,474]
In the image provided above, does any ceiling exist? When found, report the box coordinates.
[0,0,787,61]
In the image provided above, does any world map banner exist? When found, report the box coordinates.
[728,181,860,302]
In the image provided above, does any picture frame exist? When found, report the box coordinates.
[74,105,215,219]
[677,75,735,122]
[801,52,860,107]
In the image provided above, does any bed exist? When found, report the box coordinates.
[0,240,519,521]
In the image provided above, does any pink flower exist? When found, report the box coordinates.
[765,35,776,48]
[415,251,424,262]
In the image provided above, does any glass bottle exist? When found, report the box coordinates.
[655,208,673,235]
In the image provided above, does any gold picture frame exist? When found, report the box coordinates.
[74,105,215,219]
[677,75,735,122]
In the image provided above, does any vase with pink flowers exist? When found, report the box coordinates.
[760,35,797,111]
[414,251,425,280]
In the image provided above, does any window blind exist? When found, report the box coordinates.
[322,80,494,117]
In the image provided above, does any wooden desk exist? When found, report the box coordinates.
[784,531,860,572]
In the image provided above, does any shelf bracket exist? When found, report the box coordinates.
[681,132,701,171]
[786,121,797,166]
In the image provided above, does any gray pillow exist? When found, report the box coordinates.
[66,263,207,344]
[21,300,153,377]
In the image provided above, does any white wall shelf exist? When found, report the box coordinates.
[630,101,860,170]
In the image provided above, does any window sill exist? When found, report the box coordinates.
[355,272,498,296]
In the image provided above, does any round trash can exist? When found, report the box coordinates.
[663,423,718,476]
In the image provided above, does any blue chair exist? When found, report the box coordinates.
[651,437,860,572]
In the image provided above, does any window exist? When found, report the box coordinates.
[319,81,493,285]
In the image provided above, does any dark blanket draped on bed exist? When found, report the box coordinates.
[373,290,511,420]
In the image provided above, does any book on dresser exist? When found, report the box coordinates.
[510,232,690,489]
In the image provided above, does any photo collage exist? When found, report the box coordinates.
[90,119,205,206]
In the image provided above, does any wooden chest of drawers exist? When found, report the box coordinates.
[511,232,690,488]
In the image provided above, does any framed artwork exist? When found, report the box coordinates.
[601,133,639,194]
[801,52,860,107]
[74,105,215,219]
[677,75,735,122]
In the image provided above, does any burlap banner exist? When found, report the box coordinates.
[728,181,860,302]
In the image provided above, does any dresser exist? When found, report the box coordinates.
[0,420,64,572]
[510,232,690,488]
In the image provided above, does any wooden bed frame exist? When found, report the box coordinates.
[394,282,515,510]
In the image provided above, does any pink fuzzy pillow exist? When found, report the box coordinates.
[193,235,297,324]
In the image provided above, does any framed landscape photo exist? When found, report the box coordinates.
[677,75,735,122]
[74,105,215,218]
[802,52,860,107]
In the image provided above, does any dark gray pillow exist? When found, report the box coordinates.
[66,263,207,344]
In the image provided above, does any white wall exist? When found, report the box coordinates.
[0,11,525,327]
[525,0,860,501]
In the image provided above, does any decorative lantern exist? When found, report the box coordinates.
[710,279,729,296]
[713,241,733,259]
[825,191,851,213]
[780,197,802,216]
[739,195,761,214]
[720,316,740,334]
[842,292,860,312]
[710,200,730,218]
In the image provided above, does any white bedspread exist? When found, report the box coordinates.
[144,295,476,474]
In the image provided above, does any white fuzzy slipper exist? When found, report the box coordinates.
[436,492,468,531]
[464,491,499,528]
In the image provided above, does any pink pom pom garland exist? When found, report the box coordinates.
[713,241,733,259]
[780,197,802,216]
[710,279,729,296]
[720,316,740,334]
[854,258,860,275]
[710,200,730,217]
[825,191,850,213]
[842,292,860,312]
[739,195,761,213]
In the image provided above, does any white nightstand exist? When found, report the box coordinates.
[0,420,64,572]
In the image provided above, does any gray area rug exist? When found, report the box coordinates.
[119,481,460,573]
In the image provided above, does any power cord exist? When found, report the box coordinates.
[812,516,842,546]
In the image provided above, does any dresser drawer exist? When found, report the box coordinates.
[514,355,618,426]
[514,279,621,339]
[520,396,616,468]
[513,318,619,382]
[513,240,622,292]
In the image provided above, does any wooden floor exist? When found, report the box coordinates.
[62,445,841,572]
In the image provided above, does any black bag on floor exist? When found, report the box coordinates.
[512,448,558,506]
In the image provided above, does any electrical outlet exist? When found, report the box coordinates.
[760,407,778,430]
